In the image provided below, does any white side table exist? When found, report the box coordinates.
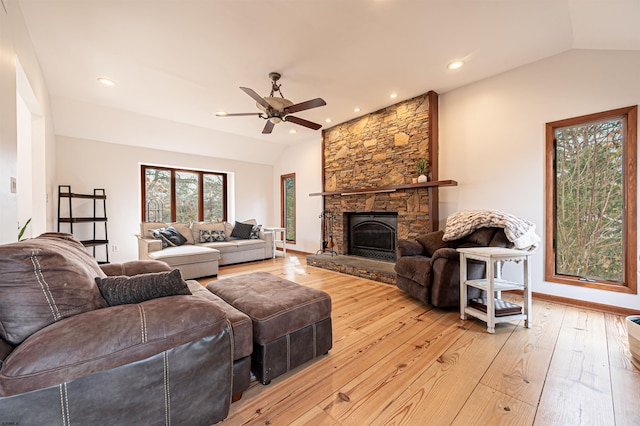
[263,227,286,258]
[458,247,533,334]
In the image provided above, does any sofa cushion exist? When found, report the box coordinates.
[0,233,107,345]
[230,222,254,239]
[100,260,173,277]
[188,281,253,359]
[148,245,220,265]
[171,222,194,245]
[200,239,265,253]
[96,269,192,306]
[394,255,433,287]
[0,295,229,396]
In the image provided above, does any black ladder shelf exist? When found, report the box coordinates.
[57,185,109,264]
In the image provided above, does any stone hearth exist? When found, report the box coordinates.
[306,254,396,285]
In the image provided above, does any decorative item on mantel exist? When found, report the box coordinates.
[415,158,429,183]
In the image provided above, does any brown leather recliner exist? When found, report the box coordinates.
[395,227,512,308]
[0,233,233,425]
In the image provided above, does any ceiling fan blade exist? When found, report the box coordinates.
[240,87,271,110]
[218,112,263,117]
[285,115,323,130]
[262,120,275,134]
[284,98,327,114]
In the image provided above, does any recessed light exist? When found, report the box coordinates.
[354,107,360,112]
[289,129,297,134]
[216,111,228,116]
[447,61,464,70]
[390,93,398,99]
[325,118,332,123]
[98,77,115,86]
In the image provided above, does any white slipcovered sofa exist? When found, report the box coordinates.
[137,220,274,279]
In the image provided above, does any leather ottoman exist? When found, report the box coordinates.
[206,272,332,385]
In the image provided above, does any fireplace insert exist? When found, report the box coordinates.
[348,212,398,262]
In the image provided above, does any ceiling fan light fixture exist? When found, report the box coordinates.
[269,116,282,124]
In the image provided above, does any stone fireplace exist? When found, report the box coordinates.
[307,90,454,284]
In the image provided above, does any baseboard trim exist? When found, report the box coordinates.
[507,290,640,316]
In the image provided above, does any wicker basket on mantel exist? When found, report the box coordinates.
[626,316,640,370]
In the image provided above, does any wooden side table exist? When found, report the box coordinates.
[458,247,533,333]
[263,227,286,258]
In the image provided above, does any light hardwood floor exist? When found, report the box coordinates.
[199,254,640,426]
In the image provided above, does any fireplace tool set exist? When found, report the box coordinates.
[317,209,337,256]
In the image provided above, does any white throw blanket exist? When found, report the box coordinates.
[443,210,540,251]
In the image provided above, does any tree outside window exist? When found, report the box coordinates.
[545,106,637,293]
[281,173,296,243]
[142,165,227,223]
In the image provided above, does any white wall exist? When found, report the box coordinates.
[273,136,324,254]
[55,136,274,263]
[439,49,640,310]
[0,2,56,244]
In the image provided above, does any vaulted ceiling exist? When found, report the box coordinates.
[17,0,640,161]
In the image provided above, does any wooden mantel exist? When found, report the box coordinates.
[308,179,457,197]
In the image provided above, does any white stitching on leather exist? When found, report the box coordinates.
[164,351,170,426]
[31,249,61,321]
[59,383,69,426]
[138,305,147,342]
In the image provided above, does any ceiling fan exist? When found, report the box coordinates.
[217,72,326,134]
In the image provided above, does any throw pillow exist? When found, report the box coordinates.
[250,224,262,239]
[199,229,215,243]
[0,233,107,345]
[230,221,254,239]
[192,222,225,243]
[171,222,194,245]
[149,226,187,248]
[95,269,192,307]
[212,230,226,242]
[416,230,449,257]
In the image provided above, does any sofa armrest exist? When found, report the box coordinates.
[259,230,274,243]
[100,260,172,276]
[0,296,230,396]
[396,239,425,257]
[431,247,460,261]
[137,236,162,259]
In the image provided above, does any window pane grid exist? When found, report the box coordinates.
[141,166,226,223]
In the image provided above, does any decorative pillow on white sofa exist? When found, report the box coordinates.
[199,229,226,243]
[192,222,226,243]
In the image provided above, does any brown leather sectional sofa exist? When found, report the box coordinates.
[0,233,242,425]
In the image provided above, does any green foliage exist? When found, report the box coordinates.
[284,176,296,241]
[415,158,429,175]
[18,217,31,241]
[554,118,624,282]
